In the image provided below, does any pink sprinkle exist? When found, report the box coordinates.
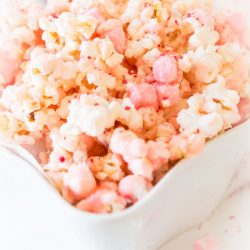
[59,156,65,163]
[94,103,99,106]
[124,106,131,110]
[229,215,236,220]
[87,56,92,59]
[175,20,179,25]
[194,235,218,250]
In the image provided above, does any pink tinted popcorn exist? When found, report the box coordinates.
[128,158,154,181]
[0,0,249,214]
[119,175,152,202]
[63,164,97,203]
[76,186,126,213]
[99,24,126,54]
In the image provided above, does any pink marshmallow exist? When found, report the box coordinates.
[128,83,159,110]
[119,175,152,202]
[101,26,126,54]
[156,84,180,105]
[0,50,19,85]
[128,158,154,181]
[153,55,178,83]
[194,235,218,250]
[63,164,97,203]
[76,187,126,213]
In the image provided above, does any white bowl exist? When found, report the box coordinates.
[0,120,249,250]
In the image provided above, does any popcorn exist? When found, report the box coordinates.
[87,69,116,89]
[189,27,219,49]
[190,47,222,83]
[98,19,126,53]
[143,48,161,66]
[76,14,98,39]
[89,153,124,181]
[177,76,241,137]
[0,111,20,136]
[0,0,249,214]
[66,94,121,136]
[76,186,126,213]
[189,9,215,28]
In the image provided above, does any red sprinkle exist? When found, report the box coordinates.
[124,106,131,110]
[175,20,179,25]
[94,103,99,106]
[87,56,92,59]
[51,13,59,18]
[122,79,127,84]
[59,156,65,163]
[229,215,236,220]
[128,67,137,76]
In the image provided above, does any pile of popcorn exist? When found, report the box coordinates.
[0,0,249,214]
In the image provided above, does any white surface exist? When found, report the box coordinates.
[162,137,250,250]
